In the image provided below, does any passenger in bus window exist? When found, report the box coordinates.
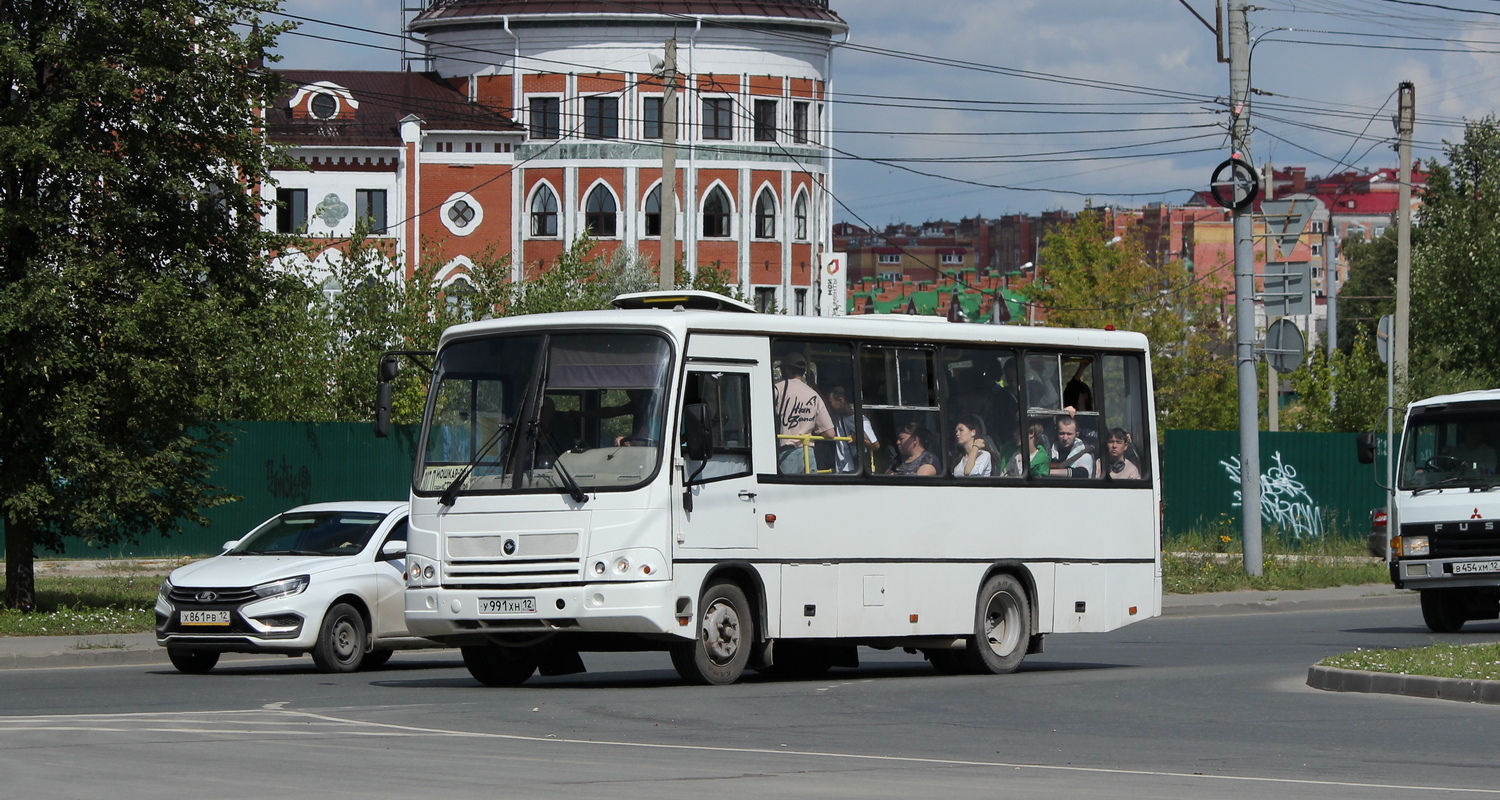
[1023,421,1050,477]
[888,422,940,476]
[827,386,878,474]
[1050,416,1095,477]
[773,353,836,473]
[952,416,993,477]
[1103,427,1142,480]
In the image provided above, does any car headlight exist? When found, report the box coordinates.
[158,579,173,601]
[252,575,310,600]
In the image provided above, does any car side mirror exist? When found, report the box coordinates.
[222,539,240,553]
[380,540,408,560]
[682,403,712,462]
[1356,432,1377,464]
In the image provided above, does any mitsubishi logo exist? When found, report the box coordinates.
[195,591,218,603]
[1473,508,1484,520]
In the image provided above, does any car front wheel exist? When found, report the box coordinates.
[311,603,368,673]
[168,648,219,674]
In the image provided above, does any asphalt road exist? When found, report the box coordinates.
[3,604,1498,800]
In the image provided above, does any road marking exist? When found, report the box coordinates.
[0,708,1494,795]
[262,701,288,710]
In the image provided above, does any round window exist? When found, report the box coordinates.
[448,200,475,228]
[310,93,338,119]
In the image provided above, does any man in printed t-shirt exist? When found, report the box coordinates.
[773,353,836,474]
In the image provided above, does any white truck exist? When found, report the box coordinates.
[1361,390,1500,632]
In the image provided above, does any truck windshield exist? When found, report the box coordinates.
[1400,408,1500,490]
[416,332,672,496]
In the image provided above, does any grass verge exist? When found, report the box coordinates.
[1321,643,1500,681]
[0,576,159,637]
[1164,529,1390,594]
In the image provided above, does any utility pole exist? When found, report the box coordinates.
[1393,81,1415,387]
[1229,2,1263,576]
[1326,230,1339,356]
[659,38,678,291]
[1264,159,1277,434]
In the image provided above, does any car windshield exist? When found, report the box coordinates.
[231,512,388,556]
[1400,407,1500,490]
[416,331,673,496]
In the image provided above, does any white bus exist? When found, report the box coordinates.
[376,291,1161,685]
[1361,390,1500,632]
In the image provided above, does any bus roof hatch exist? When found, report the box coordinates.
[611,290,757,313]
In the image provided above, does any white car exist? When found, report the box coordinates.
[155,501,438,674]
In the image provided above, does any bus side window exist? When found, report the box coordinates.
[941,347,1021,478]
[683,371,751,481]
[1024,353,1062,412]
[861,345,942,476]
[771,340,855,476]
[1101,354,1150,480]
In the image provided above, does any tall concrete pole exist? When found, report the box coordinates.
[659,38,678,291]
[1393,81,1414,386]
[1229,2,1263,575]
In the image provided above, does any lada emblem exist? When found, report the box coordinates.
[195,591,218,603]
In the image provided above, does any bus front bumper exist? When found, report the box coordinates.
[405,581,689,643]
[1394,557,1500,590]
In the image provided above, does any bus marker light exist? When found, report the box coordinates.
[765,514,777,524]
[641,564,653,575]
[1129,606,1138,616]
[909,614,919,623]
[677,616,691,626]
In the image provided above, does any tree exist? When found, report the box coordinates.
[1022,210,1237,433]
[1409,117,1500,397]
[0,0,286,608]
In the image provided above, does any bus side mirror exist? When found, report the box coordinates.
[1356,432,1377,464]
[374,381,394,439]
[683,403,712,461]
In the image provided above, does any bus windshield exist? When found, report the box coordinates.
[417,332,672,496]
[1400,406,1500,490]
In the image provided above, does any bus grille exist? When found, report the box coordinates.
[443,558,583,587]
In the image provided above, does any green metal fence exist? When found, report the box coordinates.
[1162,430,1386,543]
[28,424,1385,558]
[53,421,420,558]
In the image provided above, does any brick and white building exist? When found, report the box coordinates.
[264,0,847,313]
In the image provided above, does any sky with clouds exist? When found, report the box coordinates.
[268,0,1500,225]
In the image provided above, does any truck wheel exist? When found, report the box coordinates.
[1421,589,1466,633]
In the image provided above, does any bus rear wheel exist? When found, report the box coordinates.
[671,582,754,685]
[462,643,538,686]
[958,574,1031,674]
[1421,589,1467,633]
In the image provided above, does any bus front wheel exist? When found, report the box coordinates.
[1420,589,1467,633]
[462,644,538,686]
[671,582,754,685]
[960,574,1032,674]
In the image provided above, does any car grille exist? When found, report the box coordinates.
[168,586,259,605]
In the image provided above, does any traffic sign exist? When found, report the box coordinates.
[1262,261,1312,317]
[1265,319,1305,374]
[1210,158,1260,211]
[1377,314,1392,364]
[1261,199,1317,260]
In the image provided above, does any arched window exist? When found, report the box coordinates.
[445,276,474,317]
[754,189,776,239]
[585,184,618,237]
[794,191,809,241]
[702,186,731,238]
[644,184,662,237]
[530,185,558,237]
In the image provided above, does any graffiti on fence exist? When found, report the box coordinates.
[265,457,313,505]
[1220,450,1325,540]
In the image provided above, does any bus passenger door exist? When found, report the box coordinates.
[678,368,758,550]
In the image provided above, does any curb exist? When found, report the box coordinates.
[0,648,172,671]
[1162,592,1417,617]
[1307,664,1500,704]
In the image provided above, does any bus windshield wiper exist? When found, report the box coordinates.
[439,422,514,507]
[550,450,589,504]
